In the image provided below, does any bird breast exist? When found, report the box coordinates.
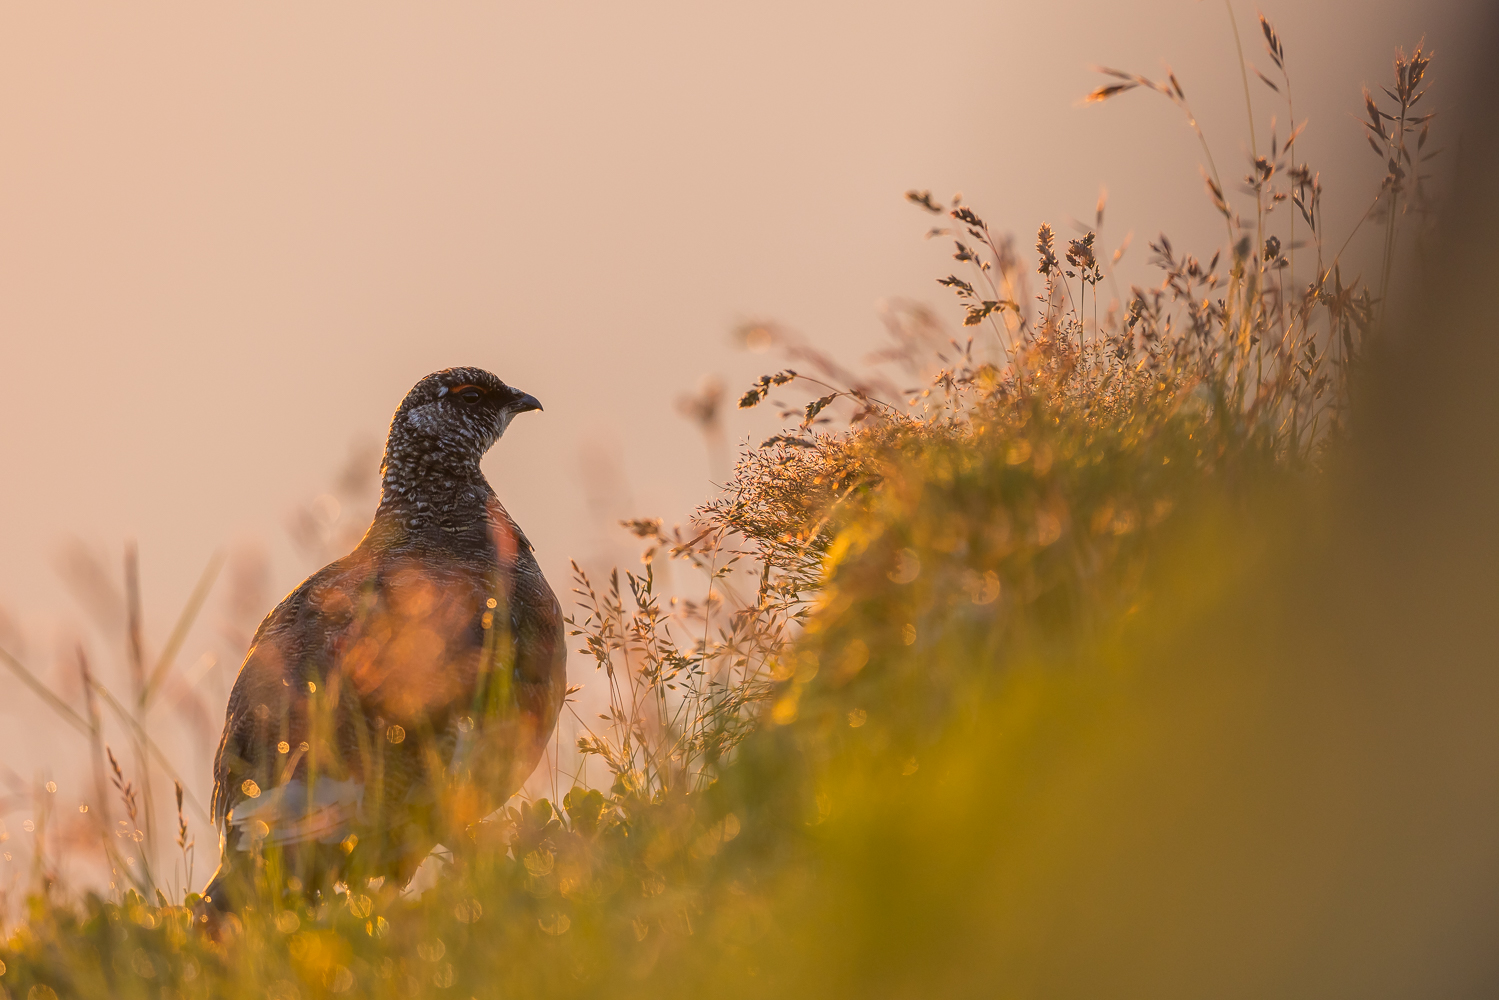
[322,561,481,722]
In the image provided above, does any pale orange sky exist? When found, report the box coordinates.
[0,1,1482,870]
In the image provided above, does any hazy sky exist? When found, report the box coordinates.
[0,1,1481,852]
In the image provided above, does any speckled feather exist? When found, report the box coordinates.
[203,368,564,907]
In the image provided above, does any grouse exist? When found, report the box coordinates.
[202,367,566,910]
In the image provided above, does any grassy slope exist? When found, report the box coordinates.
[0,363,1325,999]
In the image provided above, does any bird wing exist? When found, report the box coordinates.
[211,545,494,855]
[210,557,352,829]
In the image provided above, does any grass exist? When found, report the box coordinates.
[0,13,1464,999]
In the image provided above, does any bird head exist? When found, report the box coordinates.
[383,367,543,483]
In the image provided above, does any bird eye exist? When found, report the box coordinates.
[453,386,483,405]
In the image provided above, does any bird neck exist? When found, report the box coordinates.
[370,431,495,541]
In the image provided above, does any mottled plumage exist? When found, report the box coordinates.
[203,368,565,909]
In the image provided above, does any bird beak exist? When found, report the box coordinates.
[508,390,544,414]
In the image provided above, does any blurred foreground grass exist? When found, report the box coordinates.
[4,14,1497,999]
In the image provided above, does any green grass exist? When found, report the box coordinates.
[0,14,1467,999]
